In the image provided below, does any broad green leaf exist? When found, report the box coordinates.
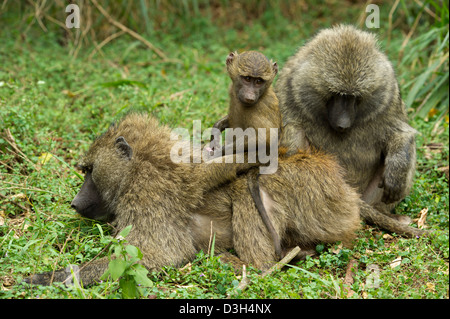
[109,258,127,281]
[120,277,139,299]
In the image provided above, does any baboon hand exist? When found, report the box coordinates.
[378,173,404,204]
[22,265,80,286]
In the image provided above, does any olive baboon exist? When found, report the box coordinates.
[209,50,281,155]
[24,113,360,286]
[276,25,424,237]
[209,50,283,256]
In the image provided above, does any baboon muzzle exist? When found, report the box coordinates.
[327,94,357,132]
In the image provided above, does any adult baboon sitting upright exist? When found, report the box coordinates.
[276,25,424,238]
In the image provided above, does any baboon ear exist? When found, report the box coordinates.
[272,62,278,75]
[115,136,133,160]
[226,52,236,66]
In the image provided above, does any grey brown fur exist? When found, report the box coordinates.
[210,51,281,155]
[276,25,424,237]
[24,113,360,286]
[210,50,283,258]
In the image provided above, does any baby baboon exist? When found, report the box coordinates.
[276,25,423,237]
[213,50,283,255]
[24,113,360,286]
[209,50,281,156]
[209,51,282,252]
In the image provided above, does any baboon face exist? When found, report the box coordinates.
[71,171,109,221]
[71,136,133,221]
[326,94,358,132]
[227,51,278,106]
[236,75,267,105]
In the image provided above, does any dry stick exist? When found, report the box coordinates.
[387,0,400,49]
[0,193,29,212]
[227,246,301,297]
[88,30,126,60]
[3,129,38,170]
[50,229,75,285]
[90,0,169,61]
[261,246,301,277]
[343,259,358,298]
[356,0,373,28]
[397,11,423,63]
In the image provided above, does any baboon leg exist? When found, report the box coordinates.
[360,202,428,238]
[217,251,247,273]
[362,165,412,225]
[231,190,280,270]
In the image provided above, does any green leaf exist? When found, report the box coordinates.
[125,245,143,260]
[118,225,133,239]
[120,277,139,299]
[96,80,147,89]
[130,264,154,287]
[109,258,127,281]
[210,233,216,258]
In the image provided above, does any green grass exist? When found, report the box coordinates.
[0,1,448,299]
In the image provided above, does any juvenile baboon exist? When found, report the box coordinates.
[276,25,424,237]
[209,50,281,155]
[24,113,360,286]
[209,51,282,254]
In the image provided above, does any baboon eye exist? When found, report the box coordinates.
[255,78,265,85]
[242,76,252,82]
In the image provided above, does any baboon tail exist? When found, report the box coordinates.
[247,174,283,259]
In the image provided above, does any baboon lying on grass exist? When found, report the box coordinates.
[24,113,360,286]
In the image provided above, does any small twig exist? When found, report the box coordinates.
[90,0,169,61]
[227,246,301,297]
[398,11,423,63]
[387,0,400,49]
[226,265,248,298]
[2,129,38,170]
[343,259,358,298]
[88,30,125,60]
[0,193,30,212]
[414,0,441,22]
[50,229,75,284]
[261,246,301,277]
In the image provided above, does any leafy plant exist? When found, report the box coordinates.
[101,225,153,299]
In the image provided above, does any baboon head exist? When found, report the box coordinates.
[71,136,133,221]
[70,114,196,224]
[226,51,278,106]
[290,25,398,133]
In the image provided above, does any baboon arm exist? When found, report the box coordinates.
[279,123,310,155]
[213,116,230,132]
[209,116,229,151]
[381,125,416,203]
[23,258,109,287]
[198,153,260,191]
